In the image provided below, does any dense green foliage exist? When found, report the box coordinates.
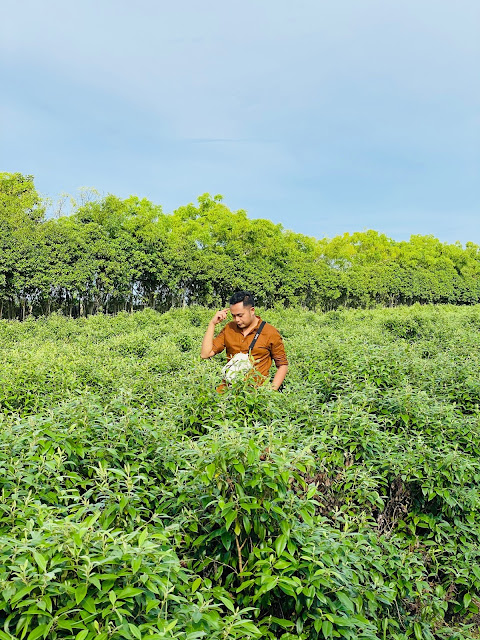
[0,305,479,639]
[2,172,480,319]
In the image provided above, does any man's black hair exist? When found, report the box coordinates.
[229,291,255,307]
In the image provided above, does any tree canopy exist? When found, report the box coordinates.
[1,172,479,319]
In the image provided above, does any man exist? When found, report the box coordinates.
[200,291,288,390]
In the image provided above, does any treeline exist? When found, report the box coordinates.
[1,171,480,319]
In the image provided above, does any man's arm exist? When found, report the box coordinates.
[271,364,288,390]
[270,328,289,390]
[200,309,228,359]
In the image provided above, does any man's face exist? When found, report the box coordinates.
[230,302,255,329]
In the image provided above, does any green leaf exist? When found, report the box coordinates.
[90,576,102,590]
[146,598,160,613]
[117,587,143,599]
[224,510,237,531]
[57,621,77,631]
[243,514,252,535]
[82,597,96,614]
[236,622,259,635]
[138,528,148,546]
[128,624,142,640]
[206,463,216,481]
[253,575,278,601]
[132,556,142,574]
[10,584,35,605]
[464,593,472,609]
[119,495,128,512]
[191,578,202,593]
[217,594,235,612]
[307,484,317,499]
[236,579,254,593]
[33,551,47,573]
[322,620,333,637]
[145,579,159,594]
[27,626,47,640]
[269,617,294,629]
[337,591,355,613]
[325,614,354,627]
[76,631,89,640]
[274,533,288,557]
[414,622,423,640]
[75,583,88,605]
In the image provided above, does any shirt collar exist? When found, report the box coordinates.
[234,316,262,336]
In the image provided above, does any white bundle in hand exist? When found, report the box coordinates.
[222,352,253,382]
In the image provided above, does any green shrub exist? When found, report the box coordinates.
[0,305,479,639]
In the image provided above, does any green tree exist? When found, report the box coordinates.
[0,173,46,318]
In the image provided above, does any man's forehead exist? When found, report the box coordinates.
[230,302,253,314]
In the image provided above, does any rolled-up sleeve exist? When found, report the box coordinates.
[212,328,226,355]
[270,330,288,367]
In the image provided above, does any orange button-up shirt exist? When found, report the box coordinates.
[212,316,288,378]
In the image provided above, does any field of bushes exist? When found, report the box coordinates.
[0,304,479,639]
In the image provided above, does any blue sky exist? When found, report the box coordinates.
[1,0,479,243]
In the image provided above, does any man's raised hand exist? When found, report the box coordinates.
[212,309,229,325]
[201,309,229,359]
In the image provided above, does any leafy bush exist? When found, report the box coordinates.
[0,305,479,638]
